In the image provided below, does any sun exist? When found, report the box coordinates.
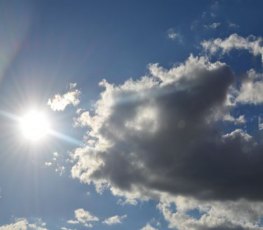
[19,110,51,142]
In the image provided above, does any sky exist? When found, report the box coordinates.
[1,0,263,229]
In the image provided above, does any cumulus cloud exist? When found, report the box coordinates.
[71,55,263,229]
[48,83,80,111]
[67,208,99,228]
[158,194,263,230]
[71,55,263,202]
[0,218,47,230]
[236,69,263,104]
[201,34,263,62]
[103,214,127,225]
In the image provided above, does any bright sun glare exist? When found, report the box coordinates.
[19,110,51,142]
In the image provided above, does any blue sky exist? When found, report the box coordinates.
[1,0,263,229]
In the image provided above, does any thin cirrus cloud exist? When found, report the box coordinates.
[204,22,221,29]
[167,28,182,42]
[167,28,178,40]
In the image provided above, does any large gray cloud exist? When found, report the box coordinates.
[72,55,263,202]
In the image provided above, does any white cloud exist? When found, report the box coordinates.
[67,220,78,225]
[223,114,246,125]
[68,208,99,228]
[103,214,127,225]
[167,29,178,40]
[201,33,263,62]
[0,218,47,230]
[140,223,158,230]
[74,111,93,127]
[221,69,263,106]
[236,69,263,104]
[48,83,80,111]
[158,195,263,230]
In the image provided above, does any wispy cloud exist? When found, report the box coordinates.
[228,21,240,29]
[202,34,263,62]
[167,28,183,42]
[0,218,47,230]
[103,214,127,225]
[204,22,221,29]
[140,223,158,230]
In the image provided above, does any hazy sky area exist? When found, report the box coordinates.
[1,0,263,229]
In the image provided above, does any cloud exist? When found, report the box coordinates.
[223,114,245,125]
[48,83,80,111]
[236,69,263,104]
[68,208,99,228]
[158,195,263,230]
[201,34,263,62]
[103,214,127,225]
[44,152,66,176]
[71,55,263,229]
[228,22,239,29]
[259,117,263,131]
[140,223,158,230]
[167,31,177,40]
[167,28,182,42]
[0,218,47,230]
[204,22,221,30]
[71,54,263,202]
